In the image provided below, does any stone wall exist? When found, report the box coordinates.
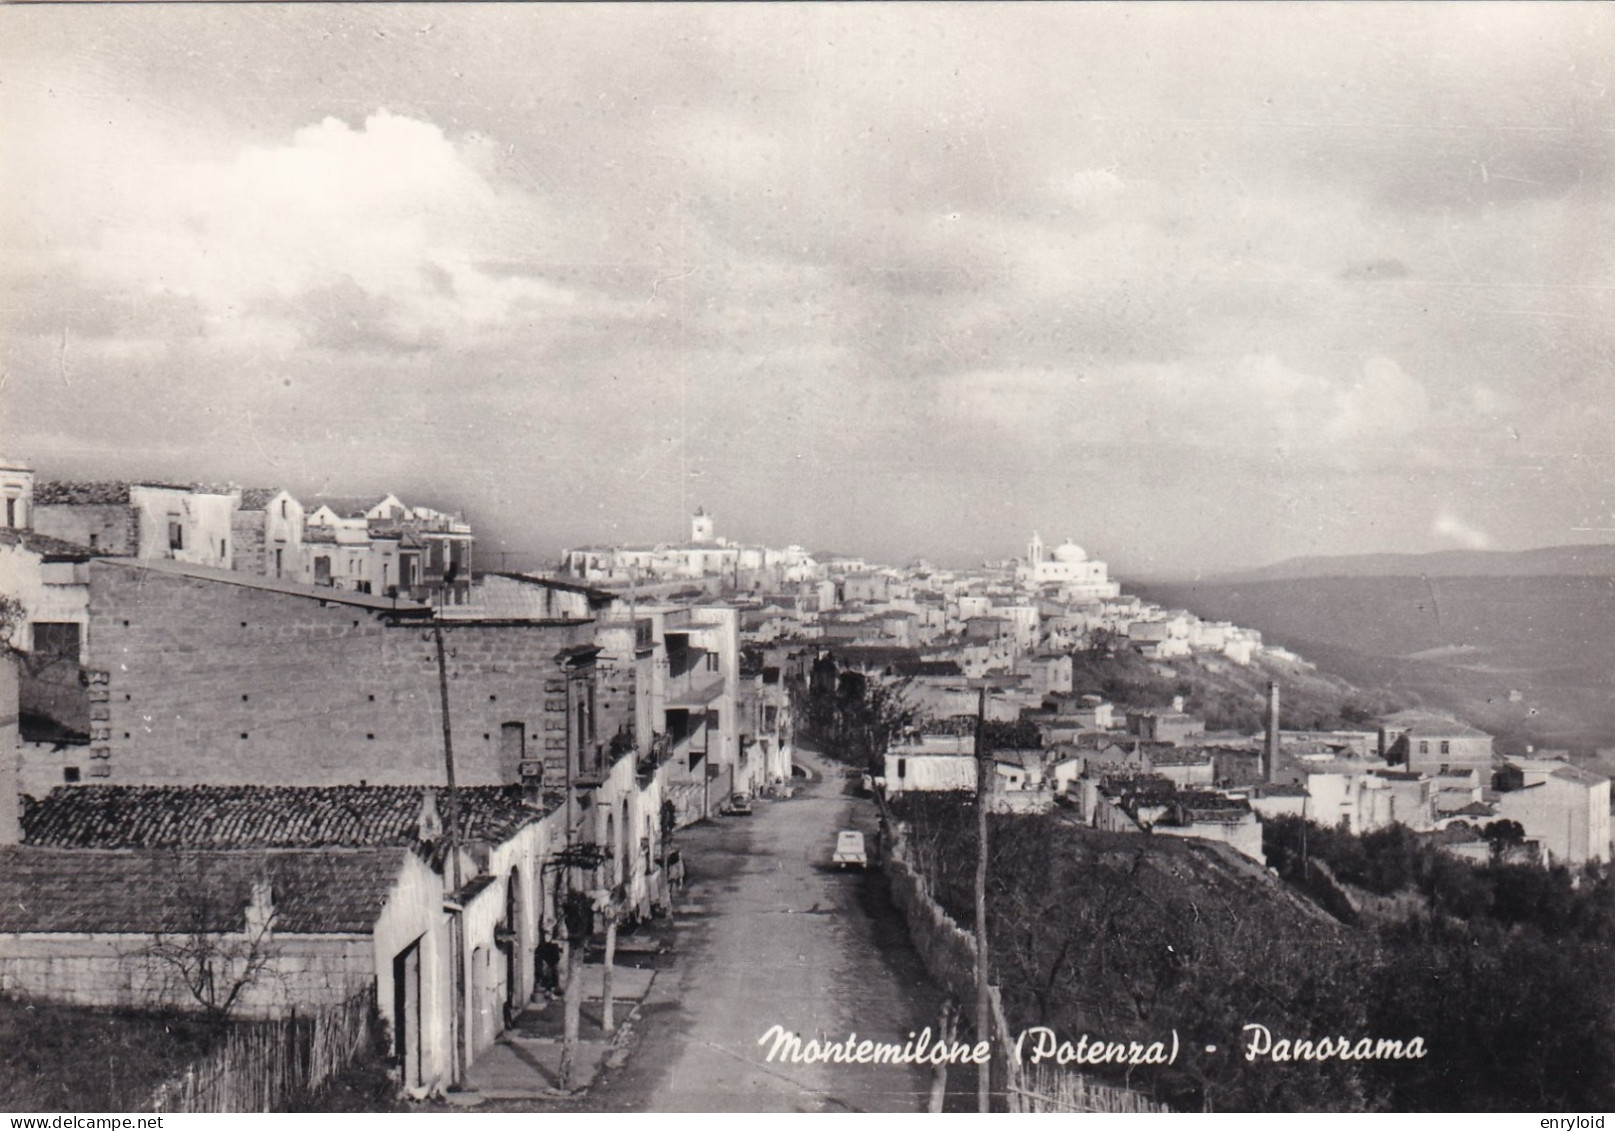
[231,513,267,576]
[32,504,139,555]
[0,932,373,1017]
[886,857,978,1000]
[86,560,596,786]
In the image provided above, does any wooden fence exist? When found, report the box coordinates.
[1009,1063,1172,1113]
[149,986,378,1113]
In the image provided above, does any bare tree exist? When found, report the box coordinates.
[139,858,283,1026]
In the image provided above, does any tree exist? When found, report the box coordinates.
[138,858,282,1027]
[0,594,24,654]
[1481,819,1527,863]
[792,656,912,773]
[555,889,593,1091]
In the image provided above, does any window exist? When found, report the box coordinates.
[89,533,99,550]
[219,539,227,559]
[897,757,907,778]
[280,499,288,519]
[706,708,720,734]
[1440,740,1450,755]
[168,519,184,551]
[705,652,719,673]
[33,622,80,661]
[4,498,13,528]
[274,548,283,577]
[501,722,526,770]
[1419,741,1429,755]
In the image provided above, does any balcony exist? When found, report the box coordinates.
[667,669,725,708]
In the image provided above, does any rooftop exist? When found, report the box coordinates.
[34,481,132,506]
[0,846,407,934]
[0,527,96,561]
[308,495,394,520]
[22,784,554,849]
[94,557,433,615]
[237,487,287,511]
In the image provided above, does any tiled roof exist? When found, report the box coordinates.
[0,528,96,561]
[0,847,406,934]
[23,784,551,849]
[34,481,132,505]
[237,488,285,511]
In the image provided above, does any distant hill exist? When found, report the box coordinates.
[1132,572,1615,752]
[1189,543,1615,584]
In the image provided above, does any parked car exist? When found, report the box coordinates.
[832,829,867,869]
[726,793,753,816]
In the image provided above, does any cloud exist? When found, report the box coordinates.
[933,352,1435,470]
[1433,512,1494,551]
[18,110,582,355]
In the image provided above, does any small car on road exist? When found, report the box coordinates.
[832,829,867,869]
[725,793,753,816]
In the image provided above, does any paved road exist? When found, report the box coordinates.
[592,749,954,1112]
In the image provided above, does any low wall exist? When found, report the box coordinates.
[0,933,373,1018]
[886,858,977,1000]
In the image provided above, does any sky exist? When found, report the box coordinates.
[2,3,1611,578]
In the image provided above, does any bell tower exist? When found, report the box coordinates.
[1027,530,1045,567]
[691,507,715,545]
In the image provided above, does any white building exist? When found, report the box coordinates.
[1494,759,1611,866]
[1016,533,1120,599]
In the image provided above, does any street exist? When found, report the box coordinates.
[588,748,956,1112]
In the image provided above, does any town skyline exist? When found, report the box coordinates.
[4,4,1612,577]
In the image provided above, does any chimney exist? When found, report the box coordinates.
[417,787,444,844]
[1263,681,1281,783]
[244,878,275,940]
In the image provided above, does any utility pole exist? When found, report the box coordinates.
[966,674,1015,1112]
[973,681,990,1114]
[433,623,465,1088]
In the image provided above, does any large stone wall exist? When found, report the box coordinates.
[86,561,596,787]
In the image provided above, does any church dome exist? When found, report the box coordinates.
[1051,540,1088,563]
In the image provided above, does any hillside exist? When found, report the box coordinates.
[1192,543,1615,583]
[1132,574,1615,751]
[892,799,1373,1111]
